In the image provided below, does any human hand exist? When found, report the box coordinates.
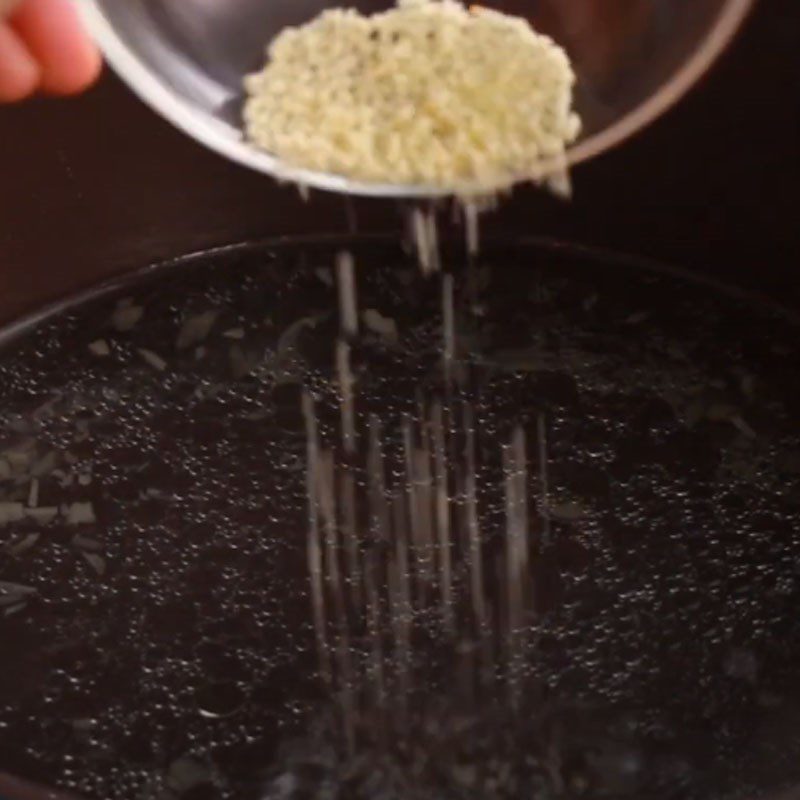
[0,0,101,102]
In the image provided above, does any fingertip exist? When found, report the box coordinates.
[0,21,40,102]
[42,41,102,96]
[10,0,102,96]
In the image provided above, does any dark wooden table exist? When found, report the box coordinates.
[0,0,797,324]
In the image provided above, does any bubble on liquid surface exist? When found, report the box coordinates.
[0,239,799,800]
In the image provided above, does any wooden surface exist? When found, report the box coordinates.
[0,0,798,324]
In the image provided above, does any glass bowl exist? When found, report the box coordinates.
[78,2,755,189]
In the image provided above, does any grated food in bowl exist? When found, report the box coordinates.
[243,0,581,194]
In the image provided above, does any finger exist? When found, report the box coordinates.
[10,0,101,95]
[0,20,39,102]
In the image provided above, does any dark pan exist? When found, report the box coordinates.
[0,237,798,800]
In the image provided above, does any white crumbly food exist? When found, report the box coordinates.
[243,0,580,193]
